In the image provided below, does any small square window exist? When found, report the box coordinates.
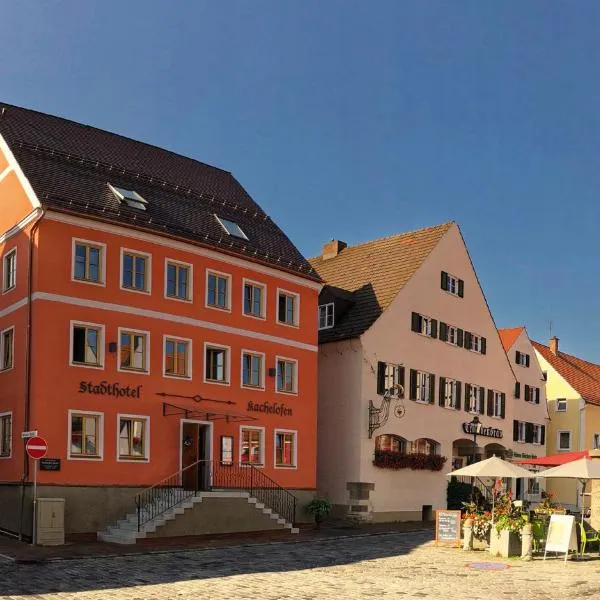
[278,290,298,326]
[318,303,334,330]
[243,281,265,318]
[166,261,191,301]
[207,272,230,310]
[0,413,12,458]
[558,430,571,451]
[215,215,248,240]
[71,323,103,367]
[556,399,567,412]
[275,431,297,468]
[205,345,229,383]
[0,327,14,371]
[276,358,297,393]
[3,249,16,292]
[242,352,263,388]
[164,337,191,378]
[118,416,148,460]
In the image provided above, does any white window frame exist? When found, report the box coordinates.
[215,215,249,240]
[557,430,572,451]
[0,411,12,459]
[517,421,526,443]
[241,349,265,390]
[469,334,481,353]
[71,237,106,287]
[2,247,16,294]
[0,326,14,372]
[203,342,231,386]
[120,247,152,294]
[556,399,567,412]
[116,414,150,463]
[67,409,104,461]
[117,327,150,375]
[162,334,192,379]
[446,325,458,346]
[275,355,298,395]
[493,391,503,419]
[274,429,298,469]
[242,278,266,320]
[445,273,460,297]
[205,269,232,312]
[516,352,529,367]
[419,315,433,337]
[416,371,432,404]
[164,258,193,303]
[444,378,459,409]
[276,288,300,328]
[69,320,105,370]
[468,385,482,414]
[239,425,265,467]
[318,303,335,330]
[533,424,543,446]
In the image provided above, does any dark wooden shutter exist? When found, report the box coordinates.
[411,312,421,333]
[464,383,471,412]
[525,422,534,444]
[441,271,448,291]
[430,319,438,339]
[439,322,448,342]
[515,382,521,399]
[398,366,405,389]
[481,337,487,355]
[516,350,521,364]
[479,387,485,414]
[455,382,462,410]
[429,375,435,404]
[377,362,386,395]
[526,354,530,367]
[487,389,493,416]
[464,331,472,350]
[439,377,446,406]
[409,369,417,400]
[524,385,530,402]
[513,420,519,442]
[458,279,464,298]
[500,393,506,418]
[541,425,546,445]
[534,387,540,404]
[457,329,464,347]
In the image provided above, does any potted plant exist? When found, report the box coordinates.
[489,491,528,557]
[306,498,332,529]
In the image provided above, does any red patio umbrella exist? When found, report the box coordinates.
[516,450,589,467]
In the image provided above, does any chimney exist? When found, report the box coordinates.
[549,336,559,355]
[322,239,347,260]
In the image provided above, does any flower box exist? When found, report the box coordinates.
[489,529,521,558]
[372,451,447,471]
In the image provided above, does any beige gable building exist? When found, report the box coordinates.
[310,222,546,522]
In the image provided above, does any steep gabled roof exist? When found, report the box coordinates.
[309,222,453,342]
[532,340,600,406]
[0,102,318,281]
[498,326,525,352]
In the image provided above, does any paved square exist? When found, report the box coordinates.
[1,531,600,599]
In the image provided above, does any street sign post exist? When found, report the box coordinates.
[26,436,48,545]
[21,431,38,439]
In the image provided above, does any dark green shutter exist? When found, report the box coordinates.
[455,382,462,410]
[515,382,521,399]
[464,383,471,412]
[429,375,435,404]
[481,337,487,354]
[516,350,521,364]
[458,279,464,298]
[487,390,493,416]
[377,362,386,395]
[440,322,448,342]
[441,271,448,291]
[534,387,540,404]
[525,422,534,444]
[411,312,421,333]
[439,377,446,406]
[541,425,546,445]
[479,387,485,414]
[513,420,519,442]
[524,385,530,402]
[457,329,464,347]
[430,319,438,339]
[398,366,405,389]
[500,393,506,418]
[464,331,472,349]
[409,369,417,400]
[526,354,530,367]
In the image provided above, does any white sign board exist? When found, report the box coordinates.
[21,430,38,439]
[544,514,578,561]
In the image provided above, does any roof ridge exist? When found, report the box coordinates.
[0,101,233,176]
[532,340,600,369]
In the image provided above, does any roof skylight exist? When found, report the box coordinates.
[215,215,248,240]
[108,183,148,211]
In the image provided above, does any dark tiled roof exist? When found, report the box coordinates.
[532,340,600,406]
[309,222,453,343]
[0,103,318,281]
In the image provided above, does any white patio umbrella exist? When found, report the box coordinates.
[446,455,534,479]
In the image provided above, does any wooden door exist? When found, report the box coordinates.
[182,422,199,491]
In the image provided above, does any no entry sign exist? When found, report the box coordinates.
[26,436,48,460]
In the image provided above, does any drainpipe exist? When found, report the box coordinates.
[18,208,44,541]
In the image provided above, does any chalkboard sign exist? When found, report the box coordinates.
[39,458,61,471]
[544,514,577,562]
[435,510,461,546]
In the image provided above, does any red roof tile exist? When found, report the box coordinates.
[498,327,525,352]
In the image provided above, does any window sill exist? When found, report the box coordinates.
[70,362,104,370]
[163,373,192,380]
[205,303,232,313]
[415,399,430,405]
[73,277,105,287]
[0,366,14,373]
[276,320,299,329]
[274,464,298,470]
[68,455,102,461]
[0,454,12,460]
[243,312,266,321]
[165,294,193,304]
[120,286,151,295]
[117,457,149,463]
[118,367,150,376]
[2,286,16,295]
[276,389,298,396]
[240,463,264,469]
[442,289,461,299]
[204,378,230,387]
[242,384,266,391]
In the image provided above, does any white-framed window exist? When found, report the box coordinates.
[533,424,543,446]
[420,316,433,336]
[109,184,148,211]
[525,386,540,404]
[68,410,103,460]
[416,371,433,403]
[163,335,192,379]
[470,334,481,352]
[277,289,299,327]
[446,325,458,345]
[204,343,230,384]
[558,430,571,451]
[517,421,526,443]
[0,326,14,371]
[412,437,440,456]
[593,433,600,450]
[70,321,104,369]
[274,429,297,468]
[276,357,297,394]
[556,399,567,412]
[206,270,231,311]
[121,248,151,293]
[515,350,530,367]
[447,274,459,295]
[72,238,105,285]
[240,426,264,465]
[411,313,437,338]
[118,328,149,373]
[0,412,12,458]
[243,279,266,319]
[318,303,335,330]
[443,378,459,409]
[377,362,404,395]
[117,414,149,462]
[441,271,463,297]
[241,350,264,389]
[375,434,408,453]
[165,259,192,301]
[215,215,248,240]
[467,384,483,414]
[3,248,16,292]
[493,391,503,418]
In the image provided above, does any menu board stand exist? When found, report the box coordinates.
[435,509,461,547]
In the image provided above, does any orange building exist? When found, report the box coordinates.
[0,103,320,542]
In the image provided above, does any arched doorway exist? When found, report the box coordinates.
[484,443,507,459]
[452,438,481,470]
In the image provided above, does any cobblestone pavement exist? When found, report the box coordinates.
[2,530,600,599]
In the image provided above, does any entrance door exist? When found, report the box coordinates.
[181,422,210,491]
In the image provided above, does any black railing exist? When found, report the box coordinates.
[135,460,297,532]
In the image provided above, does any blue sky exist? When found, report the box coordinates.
[2,1,600,359]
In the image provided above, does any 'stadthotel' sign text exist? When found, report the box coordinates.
[462,422,503,439]
[247,401,292,416]
[79,381,142,398]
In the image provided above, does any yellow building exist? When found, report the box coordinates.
[533,337,600,509]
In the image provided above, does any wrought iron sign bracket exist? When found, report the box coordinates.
[156,392,236,406]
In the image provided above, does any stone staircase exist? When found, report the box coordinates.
[98,489,299,544]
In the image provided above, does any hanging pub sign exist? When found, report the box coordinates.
[462,422,503,439]
[79,381,143,398]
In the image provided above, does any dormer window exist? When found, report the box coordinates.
[215,216,248,240]
[109,184,148,211]
[318,303,334,330]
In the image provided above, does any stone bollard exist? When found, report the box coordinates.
[521,523,533,561]
[463,518,474,551]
